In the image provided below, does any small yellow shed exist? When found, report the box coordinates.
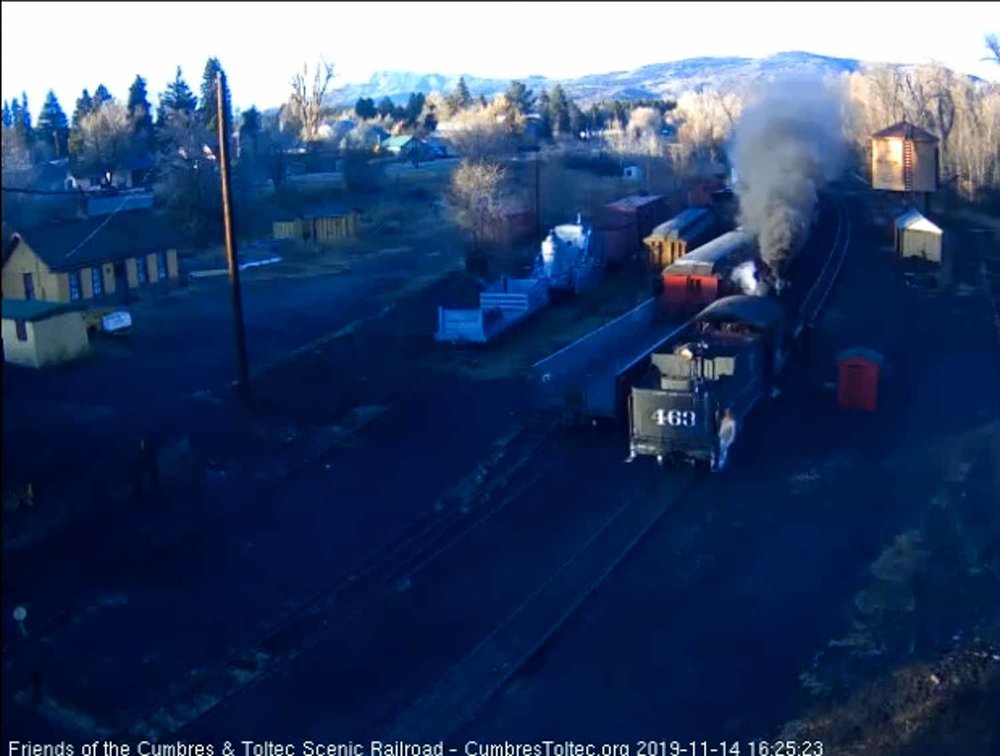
[2,299,89,368]
[894,209,943,264]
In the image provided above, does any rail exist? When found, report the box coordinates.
[796,191,851,338]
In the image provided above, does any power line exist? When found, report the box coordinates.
[1,185,89,196]
[63,195,131,261]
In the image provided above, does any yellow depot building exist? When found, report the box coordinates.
[2,211,182,304]
[2,298,89,368]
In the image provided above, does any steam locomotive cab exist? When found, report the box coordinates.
[627,295,790,469]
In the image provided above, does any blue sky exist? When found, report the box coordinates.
[2,1,997,115]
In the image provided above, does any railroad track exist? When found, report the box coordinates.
[384,189,856,738]
[15,194,854,740]
[121,411,574,741]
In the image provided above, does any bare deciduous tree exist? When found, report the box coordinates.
[75,100,131,184]
[669,89,742,174]
[288,59,336,142]
[446,103,513,161]
[1,126,31,175]
[450,159,507,254]
[843,63,1000,200]
[985,34,1000,65]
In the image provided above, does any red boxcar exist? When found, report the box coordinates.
[661,229,755,315]
[592,213,639,267]
[601,195,670,252]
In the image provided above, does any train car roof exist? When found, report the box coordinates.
[647,207,711,239]
[606,194,666,210]
[696,295,787,331]
[664,229,754,273]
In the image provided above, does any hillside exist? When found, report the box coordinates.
[331,51,866,105]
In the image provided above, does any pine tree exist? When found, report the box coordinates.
[198,57,231,132]
[354,97,377,120]
[536,90,553,138]
[72,89,94,127]
[2,100,11,129]
[404,92,425,125]
[10,97,23,133]
[157,67,198,125]
[68,89,94,158]
[506,81,535,114]
[239,106,261,155]
[447,77,473,112]
[456,77,472,108]
[36,90,70,157]
[377,96,395,119]
[127,75,154,133]
[16,92,34,146]
[548,85,571,136]
[93,84,113,107]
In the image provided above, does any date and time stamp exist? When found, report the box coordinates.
[7,742,826,756]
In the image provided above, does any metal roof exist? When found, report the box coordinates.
[838,346,885,365]
[697,295,787,332]
[606,194,665,210]
[87,192,155,217]
[273,203,356,221]
[9,211,184,272]
[666,229,754,271]
[2,299,83,322]
[894,208,942,235]
[872,120,939,142]
[381,135,420,149]
[647,208,711,239]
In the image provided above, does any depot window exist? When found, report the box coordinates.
[69,271,82,301]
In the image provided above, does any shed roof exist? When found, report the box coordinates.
[872,120,939,142]
[381,135,419,149]
[697,295,787,332]
[838,346,885,365]
[895,208,942,235]
[606,194,665,211]
[2,298,83,322]
[9,211,184,272]
[273,203,355,221]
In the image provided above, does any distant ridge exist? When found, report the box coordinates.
[330,51,868,106]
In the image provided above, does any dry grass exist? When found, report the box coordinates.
[782,648,1000,755]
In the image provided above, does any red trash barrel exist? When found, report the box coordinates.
[837,347,885,411]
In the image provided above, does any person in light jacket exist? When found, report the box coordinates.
[715,408,737,471]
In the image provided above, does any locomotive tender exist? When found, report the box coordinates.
[627,295,792,469]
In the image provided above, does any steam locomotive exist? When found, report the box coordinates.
[626,295,792,470]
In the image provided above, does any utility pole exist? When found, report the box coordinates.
[216,71,250,397]
[534,151,541,238]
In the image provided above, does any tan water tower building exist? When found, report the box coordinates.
[871,121,939,193]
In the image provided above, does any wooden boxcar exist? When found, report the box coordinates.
[643,207,717,270]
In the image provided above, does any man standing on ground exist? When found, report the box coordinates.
[716,408,737,471]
